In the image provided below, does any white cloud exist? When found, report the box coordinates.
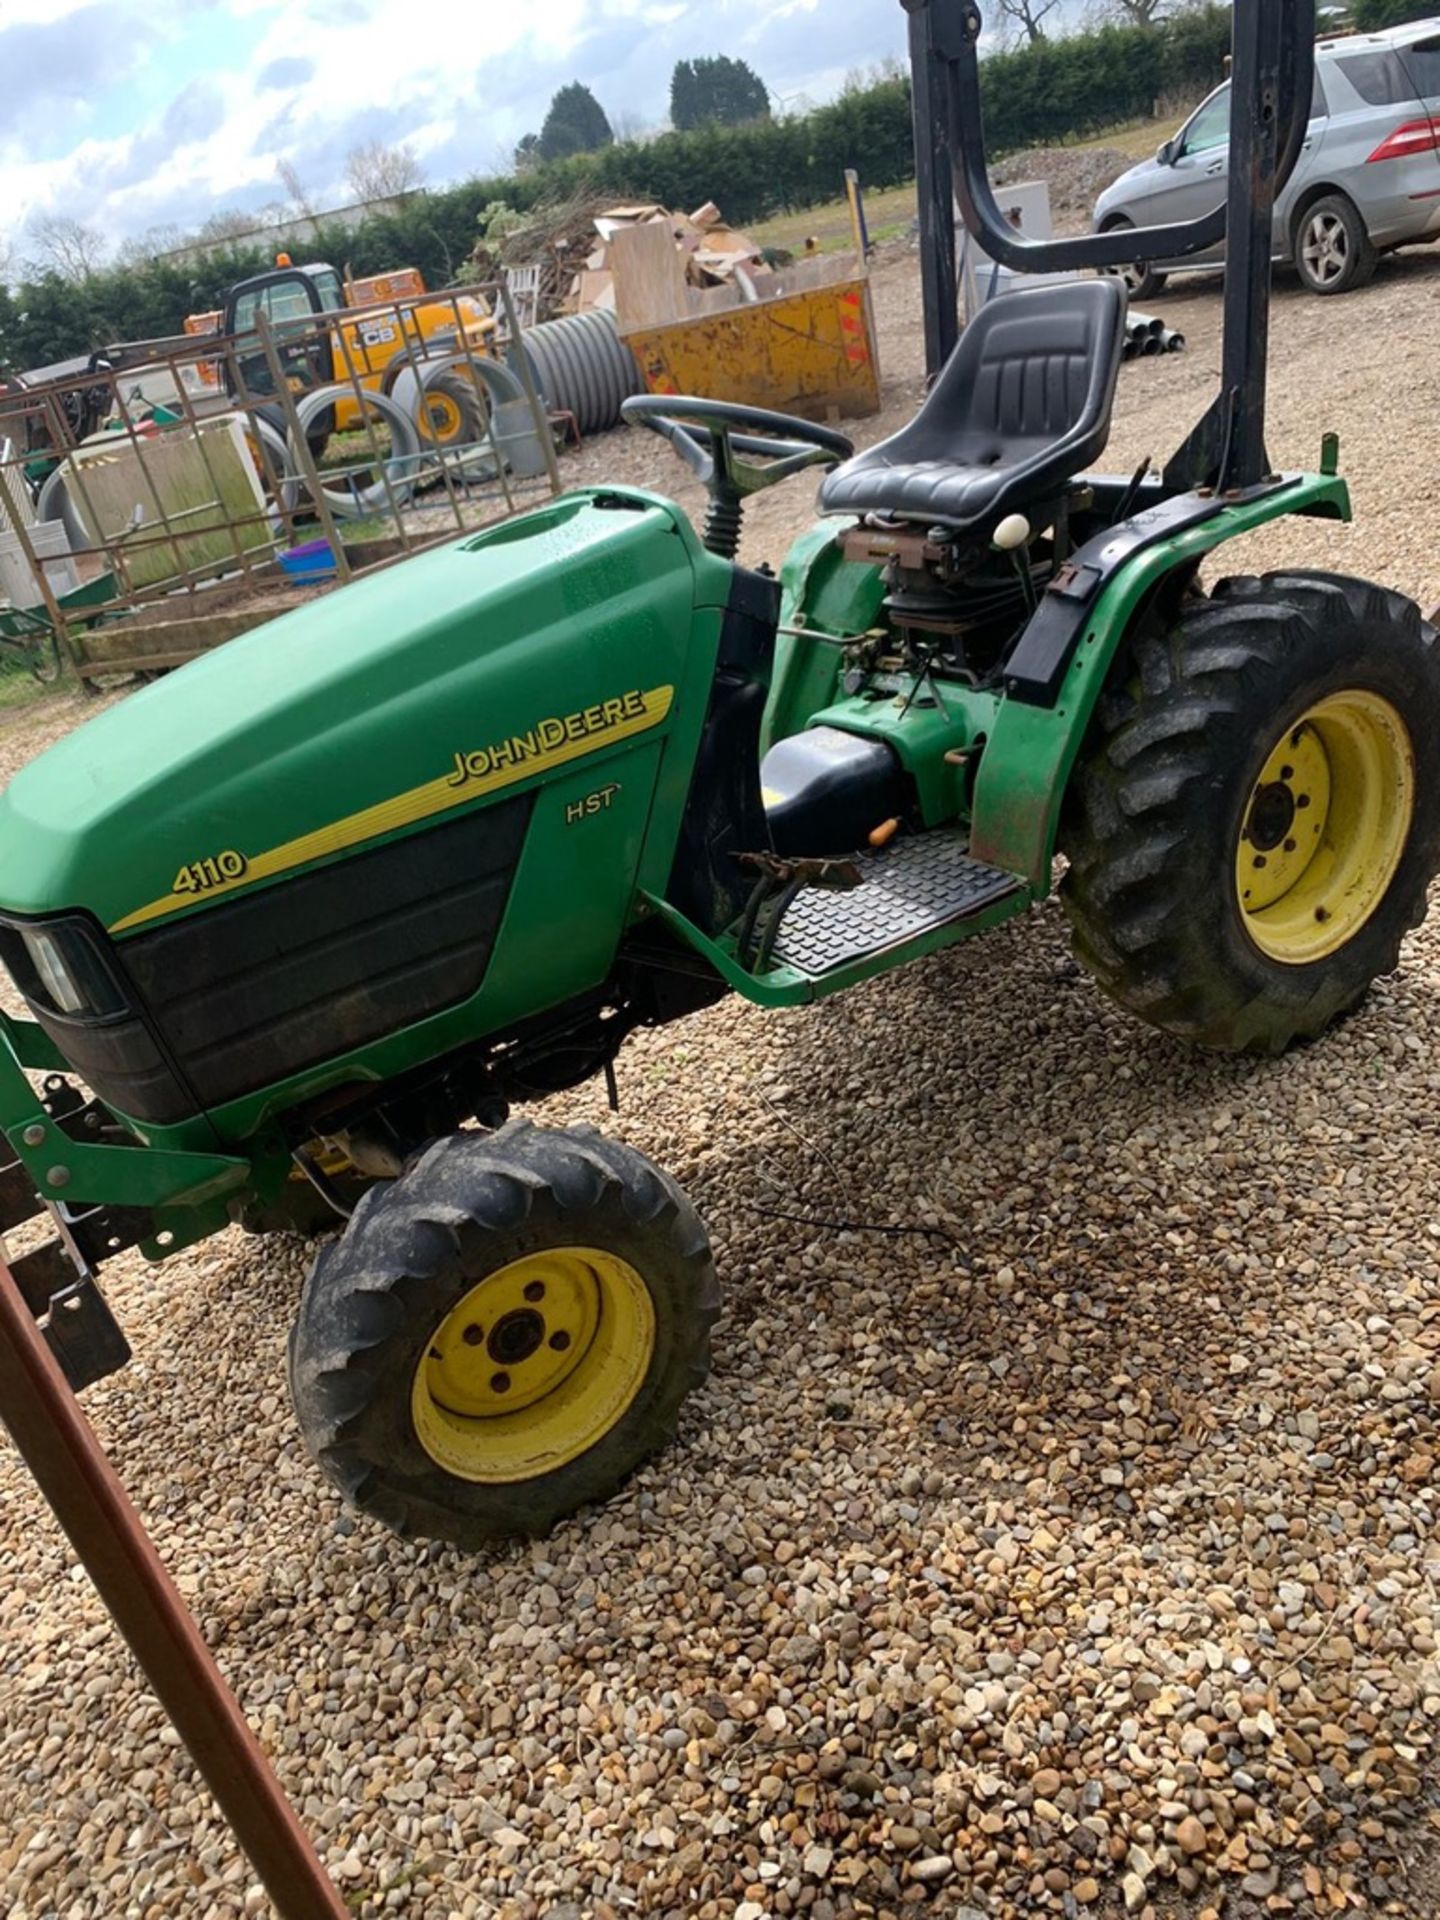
[0,0,93,20]
[0,0,910,268]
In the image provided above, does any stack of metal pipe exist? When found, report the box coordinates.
[1124,310,1186,359]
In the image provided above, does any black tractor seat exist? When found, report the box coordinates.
[818,278,1126,532]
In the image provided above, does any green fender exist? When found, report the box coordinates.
[767,477,1350,891]
[968,474,1352,888]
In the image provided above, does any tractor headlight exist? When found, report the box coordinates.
[25,926,86,1014]
[0,917,127,1022]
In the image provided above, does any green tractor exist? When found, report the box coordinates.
[0,0,1435,1548]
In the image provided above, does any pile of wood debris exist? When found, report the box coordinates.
[464,195,608,320]
[468,197,791,325]
[564,202,784,318]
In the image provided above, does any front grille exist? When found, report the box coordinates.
[117,797,531,1113]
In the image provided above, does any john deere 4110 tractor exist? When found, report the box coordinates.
[0,0,1435,1547]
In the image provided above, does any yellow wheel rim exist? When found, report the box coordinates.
[422,391,465,445]
[411,1248,654,1484]
[1235,690,1414,965]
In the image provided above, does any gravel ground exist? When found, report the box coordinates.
[4,244,1440,1920]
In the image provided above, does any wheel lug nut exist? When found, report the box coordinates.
[524,1281,545,1302]
[462,1323,484,1346]
[550,1330,572,1352]
[491,1371,511,1393]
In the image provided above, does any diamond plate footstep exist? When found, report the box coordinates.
[770,831,1018,975]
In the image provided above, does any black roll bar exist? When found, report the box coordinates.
[903,0,1318,489]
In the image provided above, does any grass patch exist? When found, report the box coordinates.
[750,113,1174,257]
[1071,115,1175,159]
[321,424,396,470]
[0,658,72,710]
[752,184,917,257]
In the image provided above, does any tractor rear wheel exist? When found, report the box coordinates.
[1061,571,1440,1052]
[288,1120,719,1547]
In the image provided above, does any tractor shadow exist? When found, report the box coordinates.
[675,892,1440,1516]
[154,892,1440,1612]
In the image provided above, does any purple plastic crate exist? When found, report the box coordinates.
[279,539,338,582]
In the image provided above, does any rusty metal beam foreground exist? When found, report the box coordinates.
[0,1254,350,1920]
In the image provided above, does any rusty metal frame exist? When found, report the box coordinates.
[0,1249,350,1918]
[0,274,559,683]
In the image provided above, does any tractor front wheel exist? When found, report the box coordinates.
[288,1120,719,1547]
[1061,571,1440,1052]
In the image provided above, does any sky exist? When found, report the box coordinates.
[0,0,913,268]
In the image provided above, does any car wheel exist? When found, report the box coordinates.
[1294,194,1377,295]
[1099,217,1168,303]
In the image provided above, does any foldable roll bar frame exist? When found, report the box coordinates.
[902,0,1318,490]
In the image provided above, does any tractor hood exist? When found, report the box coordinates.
[0,489,720,935]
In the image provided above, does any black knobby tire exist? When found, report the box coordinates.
[1061,571,1440,1053]
[418,371,485,450]
[288,1119,719,1547]
[1294,193,1377,296]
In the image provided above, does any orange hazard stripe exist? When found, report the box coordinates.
[837,291,869,370]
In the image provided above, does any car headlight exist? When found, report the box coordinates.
[0,917,128,1022]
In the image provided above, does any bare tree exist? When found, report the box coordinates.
[608,108,653,143]
[344,139,425,205]
[0,233,13,286]
[1108,0,1168,23]
[26,212,107,282]
[114,224,186,269]
[194,208,264,249]
[996,0,1061,41]
[275,157,316,219]
[839,54,906,93]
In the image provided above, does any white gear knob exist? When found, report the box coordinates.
[992,512,1032,552]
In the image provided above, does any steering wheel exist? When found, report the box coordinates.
[622,395,854,558]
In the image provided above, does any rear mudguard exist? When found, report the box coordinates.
[774,474,1350,891]
[971,474,1348,886]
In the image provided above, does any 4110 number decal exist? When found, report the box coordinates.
[172,850,248,895]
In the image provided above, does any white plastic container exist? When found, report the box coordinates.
[0,520,80,611]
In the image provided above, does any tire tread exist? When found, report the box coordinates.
[1062,571,1440,1051]
[289,1119,719,1548]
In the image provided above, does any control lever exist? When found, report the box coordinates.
[993,512,1037,615]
